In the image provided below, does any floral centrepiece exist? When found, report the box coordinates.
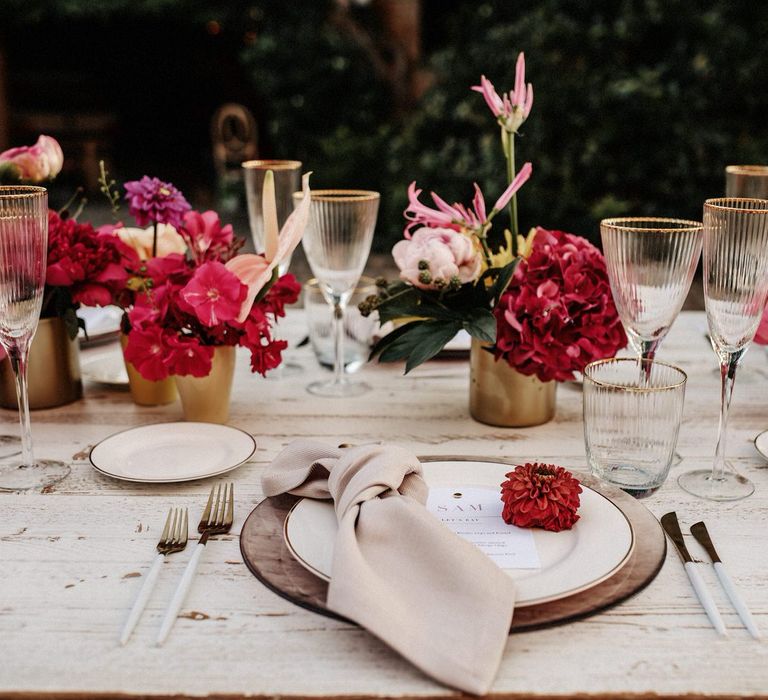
[119,171,311,381]
[500,463,582,532]
[363,53,626,381]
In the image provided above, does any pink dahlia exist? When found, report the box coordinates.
[124,176,191,228]
[501,463,582,532]
[494,227,627,382]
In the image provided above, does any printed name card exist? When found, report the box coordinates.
[427,486,541,569]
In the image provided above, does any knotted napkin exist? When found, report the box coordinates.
[262,441,516,695]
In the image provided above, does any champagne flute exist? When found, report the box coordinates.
[678,198,768,501]
[243,159,303,377]
[600,218,703,366]
[296,190,379,397]
[0,186,70,490]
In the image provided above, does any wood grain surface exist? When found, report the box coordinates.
[1,311,767,698]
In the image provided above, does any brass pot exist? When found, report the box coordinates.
[174,345,236,424]
[469,339,556,427]
[120,334,178,406]
[0,317,82,410]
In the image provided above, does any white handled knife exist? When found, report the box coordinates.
[661,512,728,637]
[691,521,761,640]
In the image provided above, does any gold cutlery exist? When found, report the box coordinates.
[119,507,188,645]
[156,483,234,645]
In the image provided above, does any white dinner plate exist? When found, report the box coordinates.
[283,459,634,607]
[89,422,256,483]
[81,348,129,386]
[754,430,768,462]
[77,305,123,346]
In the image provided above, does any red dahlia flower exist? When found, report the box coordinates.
[501,463,582,532]
[494,227,627,382]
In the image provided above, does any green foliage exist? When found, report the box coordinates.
[367,259,517,371]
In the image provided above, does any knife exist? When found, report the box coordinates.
[661,512,728,637]
[691,521,761,640]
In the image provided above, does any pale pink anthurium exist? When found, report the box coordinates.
[226,171,311,322]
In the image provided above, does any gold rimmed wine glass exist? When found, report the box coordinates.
[0,186,70,490]
[678,198,768,501]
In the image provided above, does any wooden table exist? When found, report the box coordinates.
[1,311,767,698]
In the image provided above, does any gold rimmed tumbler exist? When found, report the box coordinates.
[726,165,768,199]
[0,187,70,490]
[295,190,379,397]
[601,217,703,365]
[678,198,768,501]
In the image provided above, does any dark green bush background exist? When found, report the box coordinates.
[4,0,767,250]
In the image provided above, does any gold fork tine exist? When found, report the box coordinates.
[180,508,188,547]
[225,483,234,530]
[170,508,180,546]
[199,485,215,533]
[159,508,173,549]
[211,483,222,528]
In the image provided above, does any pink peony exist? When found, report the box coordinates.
[0,135,63,182]
[494,227,627,382]
[393,227,481,290]
[179,261,246,327]
[124,176,191,228]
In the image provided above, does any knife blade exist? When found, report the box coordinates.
[661,512,728,637]
[691,521,761,639]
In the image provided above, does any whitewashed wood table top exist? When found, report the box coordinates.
[1,310,767,699]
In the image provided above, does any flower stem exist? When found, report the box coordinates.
[501,127,518,251]
[152,222,158,258]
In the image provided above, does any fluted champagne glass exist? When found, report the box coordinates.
[296,190,379,397]
[601,218,703,365]
[243,160,303,377]
[0,187,70,490]
[678,198,768,501]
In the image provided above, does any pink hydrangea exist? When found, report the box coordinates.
[392,227,481,290]
[494,227,627,382]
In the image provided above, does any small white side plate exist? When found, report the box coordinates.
[754,430,768,462]
[77,305,123,346]
[81,348,129,386]
[89,422,256,483]
[283,459,634,608]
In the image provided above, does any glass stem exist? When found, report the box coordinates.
[639,338,659,383]
[332,298,346,386]
[713,351,740,482]
[9,342,34,467]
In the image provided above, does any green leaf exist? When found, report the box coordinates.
[252,267,279,306]
[403,321,462,373]
[463,308,496,344]
[490,260,519,305]
[368,320,422,361]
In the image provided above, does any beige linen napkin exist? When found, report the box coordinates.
[262,441,516,695]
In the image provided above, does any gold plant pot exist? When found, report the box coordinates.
[0,317,83,410]
[120,334,178,406]
[174,345,236,424]
[469,339,556,427]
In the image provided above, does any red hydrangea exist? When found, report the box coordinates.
[494,227,627,382]
[500,463,582,532]
[46,210,136,307]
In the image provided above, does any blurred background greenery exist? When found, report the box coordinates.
[1,0,766,250]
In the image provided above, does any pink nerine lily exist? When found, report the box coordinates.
[226,171,311,322]
[472,52,533,133]
[404,162,532,235]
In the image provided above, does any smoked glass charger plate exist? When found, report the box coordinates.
[240,456,666,630]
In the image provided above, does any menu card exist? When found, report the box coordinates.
[426,486,541,569]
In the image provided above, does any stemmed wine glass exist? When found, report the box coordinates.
[678,198,768,501]
[295,189,379,397]
[600,218,703,365]
[243,159,303,377]
[0,186,70,490]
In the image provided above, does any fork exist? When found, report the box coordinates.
[119,507,188,645]
[156,483,234,645]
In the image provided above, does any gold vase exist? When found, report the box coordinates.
[174,345,236,424]
[469,339,556,427]
[120,333,178,406]
[0,317,83,410]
